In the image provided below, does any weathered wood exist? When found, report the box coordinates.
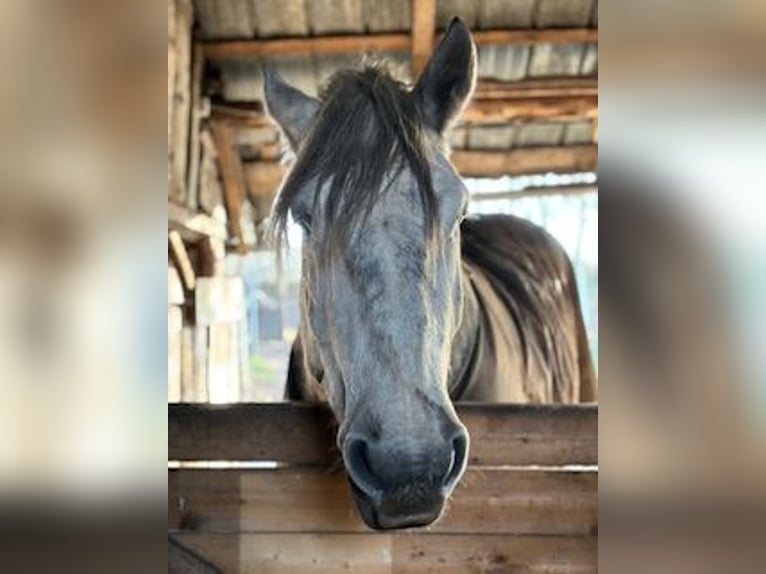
[195,277,245,326]
[181,327,196,403]
[209,122,246,248]
[207,323,241,404]
[169,230,197,291]
[411,0,437,76]
[470,184,597,202]
[168,468,596,535]
[214,77,599,127]
[173,533,596,574]
[168,265,185,306]
[451,145,598,177]
[237,142,597,200]
[168,403,597,466]
[197,129,226,220]
[170,0,193,203]
[169,201,228,242]
[185,42,206,211]
[462,95,598,124]
[475,76,598,99]
[192,326,209,403]
[202,28,598,59]
[168,536,221,573]
[168,306,183,403]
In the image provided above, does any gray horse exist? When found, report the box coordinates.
[264,18,596,530]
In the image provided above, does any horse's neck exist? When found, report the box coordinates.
[447,265,482,399]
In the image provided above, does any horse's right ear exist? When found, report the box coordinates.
[263,68,320,149]
[413,18,477,136]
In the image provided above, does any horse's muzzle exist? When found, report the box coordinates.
[342,427,469,530]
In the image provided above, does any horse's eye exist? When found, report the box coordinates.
[292,209,312,232]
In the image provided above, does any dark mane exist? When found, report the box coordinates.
[271,64,439,258]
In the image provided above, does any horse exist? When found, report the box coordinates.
[263,18,597,530]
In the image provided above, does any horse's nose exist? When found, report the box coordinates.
[342,423,469,499]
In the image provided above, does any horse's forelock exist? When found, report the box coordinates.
[271,64,441,260]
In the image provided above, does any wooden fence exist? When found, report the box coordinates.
[169,403,598,573]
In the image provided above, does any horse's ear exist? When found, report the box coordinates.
[413,17,477,136]
[263,67,320,149]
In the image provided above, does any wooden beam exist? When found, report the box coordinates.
[470,184,597,202]
[209,121,246,248]
[451,145,598,177]
[185,42,206,211]
[462,95,598,124]
[204,33,410,59]
[240,144,598,185]
[211,103,273,128]
[472,27,597,45]
[213,77,599,129]
[168,403,597,466]
[169,468,596,534]
[475,76,598,99]
[169,201,227,242]
[410,0,437,76]
[168,230,197,291]
[202,28,598,59]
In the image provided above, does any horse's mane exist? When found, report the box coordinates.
[271,63,439,259]
[461,214,581,401]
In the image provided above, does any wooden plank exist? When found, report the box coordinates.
[197,129,227,220]
[237,143,597,204]
[411,0,437,76]
[471,184,597,203]
[394,535,597,573]
[185,42,206,211]
[209,122,246,248]
[173,533,596,574]
[170,0,193,203]
[168,536,221,573]
[168,306,183,403]
[207,323,241,404]
[195,277,245,326]
[168,403,597,466]
[169,201,228,242]
[202,28,598,59]
[463,95,597,123]
[169,230,197,291]
[216,79,598,128]
[168,468,597,535]
[192,326,210,403]
[168,265,185,306]
[181,326,196,402]
[474,76,598,99]
[451,145,598,177]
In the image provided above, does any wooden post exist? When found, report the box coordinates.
[210,122,247,250]
[411,0,437,77]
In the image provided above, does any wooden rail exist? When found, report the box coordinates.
[169,403,598,573]
[168,402,598,466]
[169,468,596,534]
[173,533,596,573]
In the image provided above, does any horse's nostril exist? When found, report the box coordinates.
[443,430,469,489]
[343,434,384,500]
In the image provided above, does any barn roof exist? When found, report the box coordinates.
[187,0,598,246]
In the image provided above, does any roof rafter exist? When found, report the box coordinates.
[202,28,598,59]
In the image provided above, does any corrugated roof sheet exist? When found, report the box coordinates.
[197,0,597,151]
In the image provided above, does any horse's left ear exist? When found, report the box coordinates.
[263,67,320,149]
[414,17,477,136]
